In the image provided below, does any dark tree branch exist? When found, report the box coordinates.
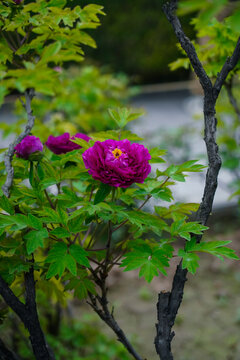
[23,268,56,360]
[0,270,55,360]
[0,276,27,323]
[2,88,35,197]
[0,338,22,360]
[213,37,240,100]
[155,1,240,359]
[155,264,187,360]
[162,0,212,94]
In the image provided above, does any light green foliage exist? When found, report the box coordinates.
[178,0,228,26]
[108,107,145,129]
[0,66,131,140]
[170,17,240,78]
[179,237,239,274]
[0,0,104,103]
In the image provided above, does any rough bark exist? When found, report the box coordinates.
[154,1,240,359]
[0,271,55,360]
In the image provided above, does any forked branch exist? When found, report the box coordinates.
[155,1,240,359]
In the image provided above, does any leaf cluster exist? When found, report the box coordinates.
[0,0,104,102]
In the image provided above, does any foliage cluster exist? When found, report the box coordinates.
[1,65,131,141]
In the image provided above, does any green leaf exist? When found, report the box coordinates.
[149,148,166,164]
[171,173,185,182]
[151,187,173,202]
[171,220,208,240]
[139,261,159,283]
[50,227,70,238]
[94,183,112,205]
[0,195,14,215]
[0,215,16,228]
[185,238,239,261]
[108,107,144,128]
[39,41,62,64]
[121,242,169,282]
[64,254,77,276]
[28,214,43,231]
[67,214,85,233]
[69,244,90,268]
[24,228,48,255]
[46,242,67,263]
[10,214,29,231]
[46,261,65,279]
[178,250,199,274]
[65,270,96,299]
[48,0,67,8]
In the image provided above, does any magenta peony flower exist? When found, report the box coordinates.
[14,0,23,4]
[14,135,43,160]
[82,139,151,188]
[46,133,91,155]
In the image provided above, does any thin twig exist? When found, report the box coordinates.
[44,189,55,210]
[213,37,240,100]
[2,89,35,197]
[88,283,144,360]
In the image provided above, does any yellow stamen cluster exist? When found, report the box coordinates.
[112,148,123,159]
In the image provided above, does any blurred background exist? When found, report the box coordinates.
[1,0,240,359]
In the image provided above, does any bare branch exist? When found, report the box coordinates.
[0,276,27,323]
[213,37,240,100]
[162,0,212,94]
[154,264,187,360]
[2,89,35,197]
[155,1,240,359]
[0,270,55,360]
[24,267,56,360]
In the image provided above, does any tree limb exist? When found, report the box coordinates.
[155,1,240,359]
[0,271,55,360]
[162,0,212,94]
[2,88,35,197]
[0,276,27,323]
[23,268,56,360]
[213,37,240,100]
